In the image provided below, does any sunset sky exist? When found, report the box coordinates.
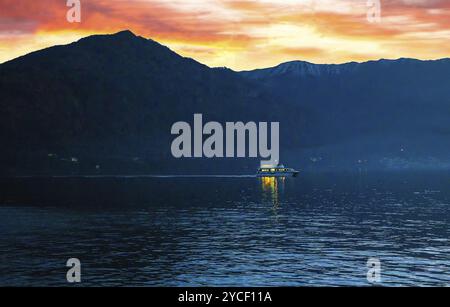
[1,0,450,70]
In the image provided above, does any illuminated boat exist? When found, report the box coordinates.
[256,162,299,177]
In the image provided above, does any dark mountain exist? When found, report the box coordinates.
[1,30,450,175]
[0,30,304,175]
[239,58,450,171]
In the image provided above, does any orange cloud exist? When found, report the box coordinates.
[0,0,449,70]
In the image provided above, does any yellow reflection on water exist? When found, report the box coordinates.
[260,176,286,217]
[261,176,276,193]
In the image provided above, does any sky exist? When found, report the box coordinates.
[0,0,449,70]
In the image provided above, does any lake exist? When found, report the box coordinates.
[0,172,449,286]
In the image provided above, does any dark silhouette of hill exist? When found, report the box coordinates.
[1,30,449,174]
[240,58,450,171]
[0,31,303,174]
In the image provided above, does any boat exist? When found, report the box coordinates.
[256,162,299,177]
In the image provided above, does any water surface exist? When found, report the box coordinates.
[0,172,449,286]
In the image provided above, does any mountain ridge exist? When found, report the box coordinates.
[238,57,450,78]
[1,30,450,174]
[3,30,450,71]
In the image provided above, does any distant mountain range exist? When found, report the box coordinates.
[240,60,360,78]
[1,30,450,175]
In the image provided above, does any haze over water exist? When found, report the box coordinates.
[0,172,449,286]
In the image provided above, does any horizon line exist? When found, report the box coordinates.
[2,30,450,72]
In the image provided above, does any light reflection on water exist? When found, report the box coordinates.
[0,172,449,286]
[260,176,285,220]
